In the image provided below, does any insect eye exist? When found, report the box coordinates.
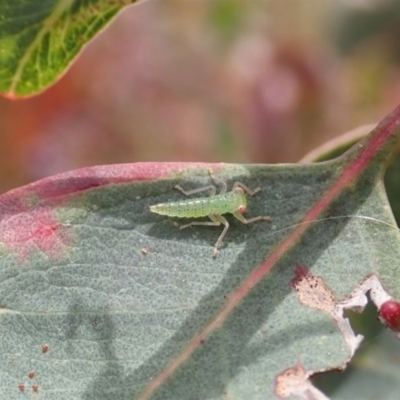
[237,205,247,213]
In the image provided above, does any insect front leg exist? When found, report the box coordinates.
[233,211,272,224]
[232,181,262,196]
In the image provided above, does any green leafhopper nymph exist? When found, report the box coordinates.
[150,173,271,257]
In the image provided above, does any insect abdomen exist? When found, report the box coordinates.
[150,197,213,218]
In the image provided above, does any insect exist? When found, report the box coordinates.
[149,173,271,257]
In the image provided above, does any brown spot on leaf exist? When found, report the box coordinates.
[275,362,328,399]
[32,384,39,392]
[28,371,35,379]
[292,264,335,313]
[18,384,25,391]
[42,344,49,353]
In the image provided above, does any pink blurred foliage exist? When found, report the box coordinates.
[1,0,400,192]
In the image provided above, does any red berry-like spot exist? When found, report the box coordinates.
[18,384,25,391]
[42,344,49,353]
[28,371,35,379]
[379,300,400,331]
[32,384,39,392]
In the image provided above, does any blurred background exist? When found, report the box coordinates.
[1,0,400,193]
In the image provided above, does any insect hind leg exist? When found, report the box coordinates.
[175,184,216,197]
[175,170,228,197]
[208,170,227,195]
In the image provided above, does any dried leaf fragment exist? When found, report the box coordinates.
[275,362,329,400]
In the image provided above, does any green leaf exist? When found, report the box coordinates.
[1,106,400,399]
[0,0,139,98]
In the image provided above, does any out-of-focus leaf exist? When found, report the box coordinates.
[334,1,400,56]
[299,124,374,163]
[1,106,400,399]
[0,0,140,98]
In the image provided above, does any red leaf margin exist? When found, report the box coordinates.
[0,162,219,261]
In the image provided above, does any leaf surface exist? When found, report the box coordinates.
[1,108,400,398]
